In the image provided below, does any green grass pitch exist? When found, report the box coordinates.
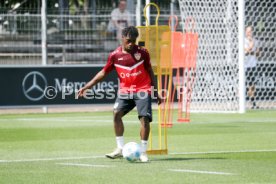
[0,110,275,184]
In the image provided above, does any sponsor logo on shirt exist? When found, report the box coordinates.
[120,70,142,78]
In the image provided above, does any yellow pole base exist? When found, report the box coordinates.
[146,149,168,155]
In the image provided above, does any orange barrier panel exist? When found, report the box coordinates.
[160,16,199,126]
[160,15,179,128]
[177,17,198,123]
[169,15,185,69]
[160,31,173,128]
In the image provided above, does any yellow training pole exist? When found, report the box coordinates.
[137,3,171,155]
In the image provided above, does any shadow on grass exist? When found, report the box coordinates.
[104,156,226,164]
[151,157,226,162]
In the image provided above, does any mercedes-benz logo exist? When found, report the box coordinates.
[22,71,47,101]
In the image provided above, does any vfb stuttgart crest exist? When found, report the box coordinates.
[134,52,141,61]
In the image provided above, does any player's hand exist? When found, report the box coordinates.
[157,93,163,105]
[77,87,86,98]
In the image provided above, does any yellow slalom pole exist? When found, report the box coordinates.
[143,3,162,151]
[136,3,170,155]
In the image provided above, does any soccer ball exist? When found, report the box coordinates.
[122,142,141,162]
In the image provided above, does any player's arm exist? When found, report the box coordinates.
[111,12,121,30]
[255,40,260,57]
[148,67,162,105]
[112,19,120,29]
[255,47,260,57]
[143,49,162,105]
[245,38,254,55]
[77,69,107,98]
[78,53,114,98]
[110,10,118,29]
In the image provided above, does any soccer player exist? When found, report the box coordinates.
[244,25,260,109]
[78,26,162,162]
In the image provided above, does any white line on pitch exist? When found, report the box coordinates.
[56,163,114,168]
[15,119,138,123]
[0,118,139,124]
[0,156,104,163]
[170,149,276,155]
[168,169,235,175]
[0,115,138,122]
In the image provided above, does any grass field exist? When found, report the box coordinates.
[0,110,276,184]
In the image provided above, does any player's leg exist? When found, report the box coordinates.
[247,67,258,109]
[105,96,135,159]
[139,116,150,162]
[135,92,152,162]
[140,116,150,141]
[113,110,125,137]
[246,68,254,108]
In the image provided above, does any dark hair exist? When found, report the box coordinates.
[122,26,139,39]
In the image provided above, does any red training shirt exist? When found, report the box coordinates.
[103,45,152,94]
